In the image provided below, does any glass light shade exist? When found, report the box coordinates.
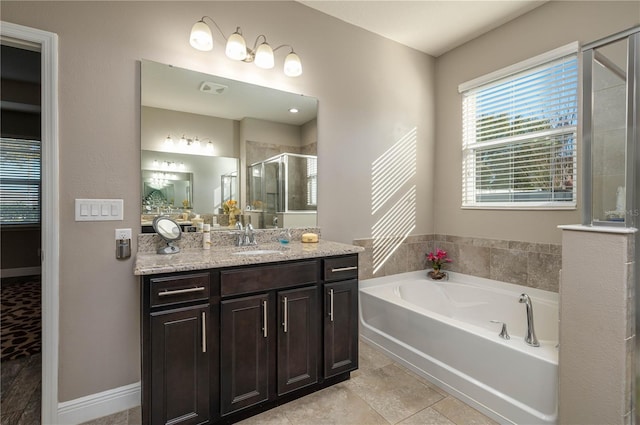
[179,135,187,146]
[193,137,201,148]
[164,135,173,146]
[190,20,213,51]
[284,52,302,77]
[207,141,215,152]
[254,43,275,69]
[226,31,247,60]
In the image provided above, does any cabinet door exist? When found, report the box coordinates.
[324,280,359,378]
[220,293,270,415]
[277,286,319,395]
[150,305,210,425]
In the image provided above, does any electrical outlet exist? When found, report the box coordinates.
[115,228,132,240]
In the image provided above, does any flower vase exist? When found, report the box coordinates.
[428,270,448,281]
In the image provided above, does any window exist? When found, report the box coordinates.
[460,44,578,209]
[0,137,41,224]
[306,156,317,206]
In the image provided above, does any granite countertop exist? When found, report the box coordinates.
[134,240,364,275]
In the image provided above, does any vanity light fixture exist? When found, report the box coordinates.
[189,16,303,77]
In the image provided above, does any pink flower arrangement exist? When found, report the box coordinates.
[426,249,452,273]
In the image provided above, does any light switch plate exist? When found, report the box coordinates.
[75,199,123,221]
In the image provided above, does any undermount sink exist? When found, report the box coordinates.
[232,249,282,256]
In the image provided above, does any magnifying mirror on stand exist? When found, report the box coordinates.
[153,216,182,254]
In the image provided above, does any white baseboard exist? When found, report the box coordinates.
[57,382,140,425]
[1,266,41,278]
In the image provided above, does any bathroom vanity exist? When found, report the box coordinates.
[135,240,362,425]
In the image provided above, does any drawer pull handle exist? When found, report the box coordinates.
[262,300,268,338]
[202,312,206,353]
[329,289,334,322]
[331,266,357,273]
[283,297,288,333]
[158,286,205,297]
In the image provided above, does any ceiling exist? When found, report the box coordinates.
[298,0,547,57]
[142,60,318,126]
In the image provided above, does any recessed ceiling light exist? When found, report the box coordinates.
[289,108,299,113]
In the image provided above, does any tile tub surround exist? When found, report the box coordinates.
[134,230,364,275]
[354,234,562,292]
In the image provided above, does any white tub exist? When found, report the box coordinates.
[359,270,558,425]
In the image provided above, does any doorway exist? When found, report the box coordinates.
[1,22,59,425]
[0,39,43,425]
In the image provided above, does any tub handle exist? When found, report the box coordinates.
[490,320,510,340]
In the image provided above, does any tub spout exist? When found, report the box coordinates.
[519,294,540,347]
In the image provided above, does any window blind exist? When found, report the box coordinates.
[461,52,578,209]
[0,137,41,224]
[306,156,317,206]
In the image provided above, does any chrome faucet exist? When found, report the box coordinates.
[519,294,540,347]
[235,222,244,246]
[244,223,257,246]
[235,222,257,246]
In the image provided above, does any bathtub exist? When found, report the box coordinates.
[359,270,558,425]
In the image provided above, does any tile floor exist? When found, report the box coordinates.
[1,353,42,425]
[81,338,497,425]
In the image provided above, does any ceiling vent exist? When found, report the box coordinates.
[199,81,228,95]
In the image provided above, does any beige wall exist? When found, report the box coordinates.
[1,1,435,402]
[141,106,238,157]
[434,1,640,245]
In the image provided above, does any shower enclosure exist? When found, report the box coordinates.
[582,26,639,228]
[582,26,639,421]
[248,153,317,228]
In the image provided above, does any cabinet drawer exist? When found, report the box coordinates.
[150,273,210,308]
[221,260,318,297]
[323,255,358,281]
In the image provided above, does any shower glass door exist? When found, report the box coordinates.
[583,29,638,228]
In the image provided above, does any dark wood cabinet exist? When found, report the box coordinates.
[323,279,359,378]
[323,256,359,378]
[220,293,270,415]
[142,254,359,425]
[277,286,319,395]
[150,305,211,425]
[142,271,218,425]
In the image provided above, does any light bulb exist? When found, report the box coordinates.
[254,42,274,69]
[284,51,302,77]
[226,29,247,60]
[189,20,213,51]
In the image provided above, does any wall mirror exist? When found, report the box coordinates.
[141,59,318,230]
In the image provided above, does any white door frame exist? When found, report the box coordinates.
[1,21,59,424]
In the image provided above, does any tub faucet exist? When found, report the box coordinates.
[519,294,540,347]
[489,320,510,340]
